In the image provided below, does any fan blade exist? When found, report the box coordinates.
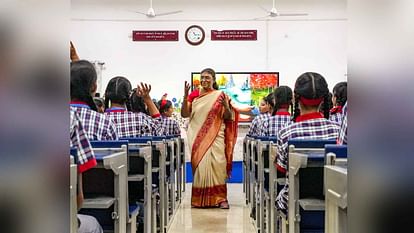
[125,10,145,15]
[253,15,271,20]
[155,10,183,17]
[132,11,148,16]
[278,13,308,16]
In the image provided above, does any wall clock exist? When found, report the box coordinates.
[185,25,205,46]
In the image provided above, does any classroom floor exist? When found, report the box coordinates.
[168,183,256,233]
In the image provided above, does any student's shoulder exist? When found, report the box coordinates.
[132,111,153,121]
[278,121,297,137]
[324,118,341,127]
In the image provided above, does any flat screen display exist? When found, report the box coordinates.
[191,72,279,122]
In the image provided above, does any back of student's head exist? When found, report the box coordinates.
[70,60,98,111]
[273,86,293,115]
[158,99,173,115]
[333,82,347,107]
[104,76,132,109]
[264,93,275,111]
[129,88,148,114]
[293,72,330,121]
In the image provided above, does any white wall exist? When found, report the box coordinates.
[71,0,346,101]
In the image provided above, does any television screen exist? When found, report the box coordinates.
[191,72,279,122]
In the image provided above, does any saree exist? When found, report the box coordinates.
[187,90,238,207]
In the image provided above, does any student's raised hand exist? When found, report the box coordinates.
[184,81,191,97]
[70,41,79,62]
[137,82,152,99]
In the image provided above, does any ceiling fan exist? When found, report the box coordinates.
[254,0,308,20]
[133,0,183,18]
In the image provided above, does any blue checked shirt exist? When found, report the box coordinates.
[248,112,271,136]
[275,113,340,215]
[161,116,181,136]
[258,113,292,137]
[70,108,96,173]
[105,111,164,137]
[276,115,340,172]
[337,102,347,145]
[71,105,119,141]
[329,112,343,124]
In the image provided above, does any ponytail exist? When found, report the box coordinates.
[292,94,301,122]
[104,96,110,109]
[322,94,330,119]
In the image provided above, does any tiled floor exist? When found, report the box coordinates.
[167,183,256,233]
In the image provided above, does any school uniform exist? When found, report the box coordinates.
[70,102,118,141]
[70,108,97,172]
[337,102,347,145]
[105,107,164,137]
[247,112,271,136]
[258,111,292,137]
[329,105,343,124]
[69,108,103,233]
[275,112,340,215]
[160,115,181,136]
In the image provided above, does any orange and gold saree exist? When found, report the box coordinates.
[187,90,238,207]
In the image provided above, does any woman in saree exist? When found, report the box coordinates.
[181,68,238,209]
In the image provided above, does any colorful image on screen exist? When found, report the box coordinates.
[191,72,279,122]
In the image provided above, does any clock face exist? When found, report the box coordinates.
[185,25,205,46]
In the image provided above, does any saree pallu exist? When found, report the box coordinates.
[187,90,238,207]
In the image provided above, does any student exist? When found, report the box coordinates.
[158,98,181,136]
[330,82,347,123]
[265,93,275,116]
[70,60,118,140]
[337,102,347,145]
[104,76,164,137]
[129,88,149,115]
[275,72,340,215]
[258,86,293,138]
[247,94,272,136]
[70,108,103,233]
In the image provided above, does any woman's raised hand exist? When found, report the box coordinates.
[184,81,191,97]
[220,94,231,109]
